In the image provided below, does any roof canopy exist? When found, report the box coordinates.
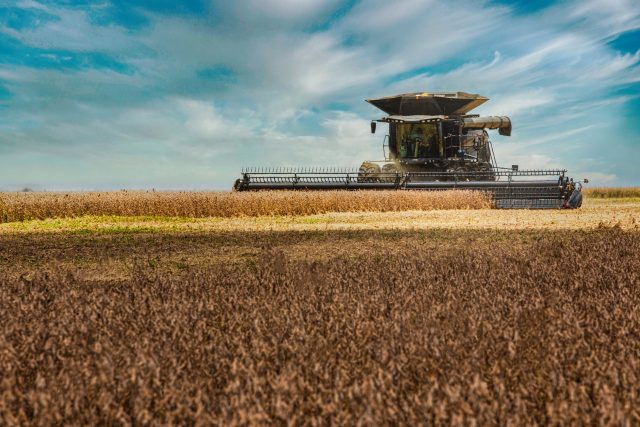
[366,92,488,116]
[378,115,445,124]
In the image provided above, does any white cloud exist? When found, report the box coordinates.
[1,0,639,188]
[239,0,344,24]
[6,1,137,53]
[15,0,50,12]
[484,89,555,117]
[569,0,640,37]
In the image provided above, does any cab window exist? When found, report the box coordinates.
[396,123,437,158]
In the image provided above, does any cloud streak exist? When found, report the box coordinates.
[0,0,639,189]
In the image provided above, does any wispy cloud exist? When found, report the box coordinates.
[0,0,639,189]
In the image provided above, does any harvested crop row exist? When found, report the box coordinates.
[1,230,639,425]
[0,190,492,222]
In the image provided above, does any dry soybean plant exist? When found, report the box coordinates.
[0,190,492,222]
[0,230,639,424]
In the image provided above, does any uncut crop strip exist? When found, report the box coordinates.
[583,187,640,199]
[0,190,492,223]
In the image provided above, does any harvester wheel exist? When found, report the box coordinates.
[358,162,381,183]
[453,166,469,181]
[443,166,464,181]
[381,163,401,183]
[477,164,496,181]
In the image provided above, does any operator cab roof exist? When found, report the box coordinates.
[377,115,446,124]
[367,92,488,116]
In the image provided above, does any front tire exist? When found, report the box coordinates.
[357,162,381,183]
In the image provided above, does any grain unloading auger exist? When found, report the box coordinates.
[234,92,587,209]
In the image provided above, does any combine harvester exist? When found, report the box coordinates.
[234,92,586,208]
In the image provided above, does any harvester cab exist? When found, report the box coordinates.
[233,91,585,209]
[364,92,511,179]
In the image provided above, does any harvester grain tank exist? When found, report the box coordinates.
[234,92,586,209]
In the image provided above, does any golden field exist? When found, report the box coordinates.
[0,190,491,222]
[584,187,640,199]
[0,196,638,234]
[1,189,638,235]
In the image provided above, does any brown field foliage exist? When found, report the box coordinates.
[584,187,640,198]
[1,229,639,425]
[0,190,492,222]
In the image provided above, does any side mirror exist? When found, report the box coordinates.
[370,121,376,134]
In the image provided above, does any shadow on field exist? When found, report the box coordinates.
[0,227,632,269]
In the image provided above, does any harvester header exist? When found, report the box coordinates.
[234,91,585,209]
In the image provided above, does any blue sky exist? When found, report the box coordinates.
[0,0,639,190]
